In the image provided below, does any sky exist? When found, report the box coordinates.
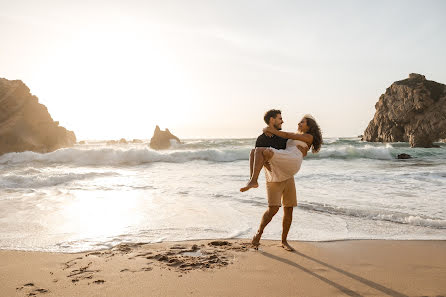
[1,0,445,140]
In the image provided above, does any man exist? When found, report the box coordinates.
[250,109,307,251]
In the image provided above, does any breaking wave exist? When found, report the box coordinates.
[0,138,444,166]
[0,147,251,166]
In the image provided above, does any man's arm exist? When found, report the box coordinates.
[264,127,313,144]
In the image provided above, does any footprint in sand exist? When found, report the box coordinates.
[65,259,101,283]
[16,283,50,296]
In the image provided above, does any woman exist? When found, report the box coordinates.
[240,115,322,192]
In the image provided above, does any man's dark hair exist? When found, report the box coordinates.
[264,109,281,125]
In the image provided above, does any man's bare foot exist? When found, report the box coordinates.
[251,232,262,249]
[281,241,295,252]
[240,181,258,192]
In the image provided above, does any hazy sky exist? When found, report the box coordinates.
[1,0,445,139]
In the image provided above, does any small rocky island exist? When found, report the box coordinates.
[149,125,180,150]
[0,78,76,155]
[362,73,446,147]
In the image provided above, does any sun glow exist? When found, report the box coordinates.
[57,189,145,240]
[30,27,197,140]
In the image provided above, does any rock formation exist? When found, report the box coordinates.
[362,73,446,147]
[149,125,180,150]
[397,153,412,159]
[0,78,76,155]
[106,140,117,145]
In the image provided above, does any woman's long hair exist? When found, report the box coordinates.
[304,116,322,153]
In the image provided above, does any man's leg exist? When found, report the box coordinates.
[281,178,297,251]
[252,206,280,247]
[281,207,295,251]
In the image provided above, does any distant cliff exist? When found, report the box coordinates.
[0,78,76,155]
[362,73,446,147]
[149,126,180,149]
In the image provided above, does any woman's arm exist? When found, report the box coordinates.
[264,126,313,143]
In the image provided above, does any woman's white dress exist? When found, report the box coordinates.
[265,139,308,182]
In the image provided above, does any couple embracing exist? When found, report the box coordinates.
[240,109,322,251]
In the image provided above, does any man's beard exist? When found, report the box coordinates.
[274,124,282,130]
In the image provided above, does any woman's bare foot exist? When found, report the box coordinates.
[264,161,272,172]
[240,181,259,192]
[281,241,295,252]
[251,232,262,249]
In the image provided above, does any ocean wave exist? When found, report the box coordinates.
[0,172,117,189]
[307,144,394,160]
[299,202,446,229]
[1,140,444,166]
[0,147,251,166]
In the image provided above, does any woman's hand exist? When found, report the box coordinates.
[263,126,276,133]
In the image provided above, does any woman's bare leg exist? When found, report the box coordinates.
[263,148,274,171]
[240,148,274,192]
[249,149,255,177]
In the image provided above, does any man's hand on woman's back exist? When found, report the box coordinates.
[298,145,308,157]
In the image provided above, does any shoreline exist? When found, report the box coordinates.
[1,239,445,297]
[3,237,446,255]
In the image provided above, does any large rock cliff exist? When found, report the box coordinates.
[149,125,180,149]
[362,73,446,147]
[0,78,76,155]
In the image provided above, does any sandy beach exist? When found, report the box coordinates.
[1,239,445,297]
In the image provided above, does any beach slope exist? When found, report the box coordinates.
[1,240,445,297]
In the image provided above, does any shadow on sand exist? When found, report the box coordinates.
[261,250,409,297]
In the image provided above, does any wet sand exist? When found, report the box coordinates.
[1,240,445,297]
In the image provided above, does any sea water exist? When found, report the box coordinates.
[0,138,445,252]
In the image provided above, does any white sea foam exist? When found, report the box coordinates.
[0,171,117,189]
[0,138,444,252]
[299,202,446,229]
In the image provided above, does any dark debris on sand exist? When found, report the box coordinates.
[132,240,250,273]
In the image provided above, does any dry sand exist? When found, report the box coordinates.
[1,239,445,297]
